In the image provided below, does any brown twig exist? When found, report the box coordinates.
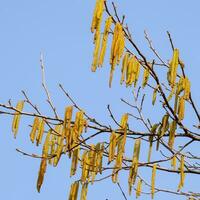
[40,53,59,119]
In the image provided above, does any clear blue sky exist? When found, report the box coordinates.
[0,1,199,200]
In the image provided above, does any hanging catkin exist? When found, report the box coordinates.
[142,67,150,88]
[108,131,117,163]
[91,30,101,72]
[178,155,185,191]
[12,100,24,138]
[91,0,104,42]
[152,85,159,105]
[37,158,47,193]
[151,164,157,199]
[70,147,80,177]
[171,156,176,170]
[36,118,45,146]
[68,181,79,200]
[168,48,179,87]
[80,183,88,200]
[91,0,104,72]
[109,22,125,87]
[148,124,159,162]
[136,178,142,198]
[30,116,40,143]
[178,96,185,120]
[168,120,177,149]
[128,139,141,195]
[98,16,113,67]
[120,52,130,84]
[125,55,140,87]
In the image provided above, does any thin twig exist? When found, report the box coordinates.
[117,182,128,200]
[40,53,59,119]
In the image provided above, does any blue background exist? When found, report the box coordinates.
[0,1,199,199]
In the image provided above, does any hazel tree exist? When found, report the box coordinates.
[0,1,200,200]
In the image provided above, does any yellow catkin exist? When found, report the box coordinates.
[168,48,179,87]
[36,118,45,146]
[110,23,121,60]
[177,76,185,95]
[148,124,159,162]
[94,143,101,175]
[91,0,104,72]
[174,93,179,115]
[120,113,129,129]
[168,120,177,149]
[80,183,88,200]
[91,144,100,184]
[167,84,176,103]
[68,111,86,154]
[74,111,85,137]
[91,30,101,72]
[128,59,136,86]
[30,117,40,143]
[54,124,63,135]
[120,53,130,84]
[51,126,62,164]
[93,143,103,177]
[178,96,185,120]
[125,56,140,87]
[73,182,79,200]
[184,77,191,100]
[97,143,104,174]
[125,56,133,86]
[171,156,176,170]
[120,113,128,155]
[68,181,79,200]
[134,59,141,87]
[142,67,150,88]
[37,158,47,193]
[64,106,73,153]
[91,146,97,176]
[55,135,64,166]
[152,86,158,105]
[42,130,51,157]
[156,125,162,151]
[117,32,125,64]
[67,111,84,153]
[136,179,142,198]
[84,120,88,133]
[84,152,90,183]
[66,128,72,154]
[98,16,113,67]
[112,169,118,184]
[176,76,191,101]
[12,100,24,138]
[109,22,125,87]
[151,164,157,199]
[70,147,80,177]
[108,131,117,163]
[91,0,104,43]
[49,134,56,165]
[116,141,123,169]
[178,155,185,191]
[148,135,153,163]
[128,139,141,195]
[64,106,73,128]
[112,137,124,183]
[52,125,64,166]
[91,0,104,33]
[160,114,169,137]
[88,144,95,174]
[81,151,89,183]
